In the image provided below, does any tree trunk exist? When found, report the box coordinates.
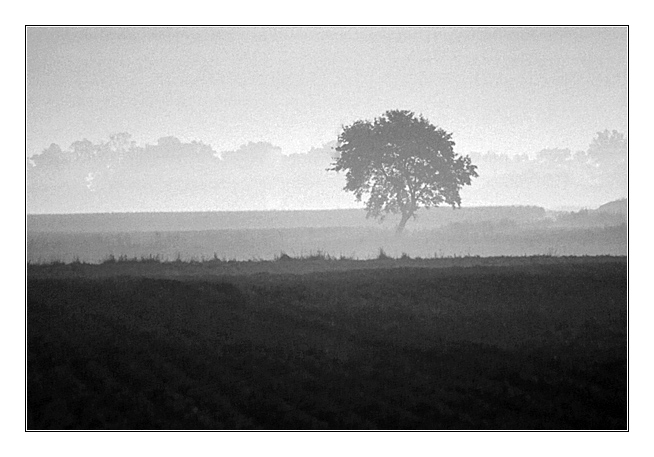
[396,212,411,236]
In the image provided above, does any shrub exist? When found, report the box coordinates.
[377,248,392,260]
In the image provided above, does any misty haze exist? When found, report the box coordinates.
[26,26,627,431]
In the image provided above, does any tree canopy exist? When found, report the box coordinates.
[331,110,478,233]
[587,129,627,166]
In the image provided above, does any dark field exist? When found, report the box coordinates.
[26,256,628,430]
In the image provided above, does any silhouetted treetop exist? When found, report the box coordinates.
[588,129,627,166]
[331,110,478,233]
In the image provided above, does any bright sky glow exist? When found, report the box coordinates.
[26,26,627,157]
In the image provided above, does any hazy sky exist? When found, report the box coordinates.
[26,26,627,157]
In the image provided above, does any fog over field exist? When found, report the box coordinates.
[26,203,626,263]
[26,26,628,432]
[26,27,627,260]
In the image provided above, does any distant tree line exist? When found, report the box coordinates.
[465,129,627,209]
[26,136,346,213]
[26,130,627,214]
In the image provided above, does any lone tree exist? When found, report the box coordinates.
[331,110,478,234]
